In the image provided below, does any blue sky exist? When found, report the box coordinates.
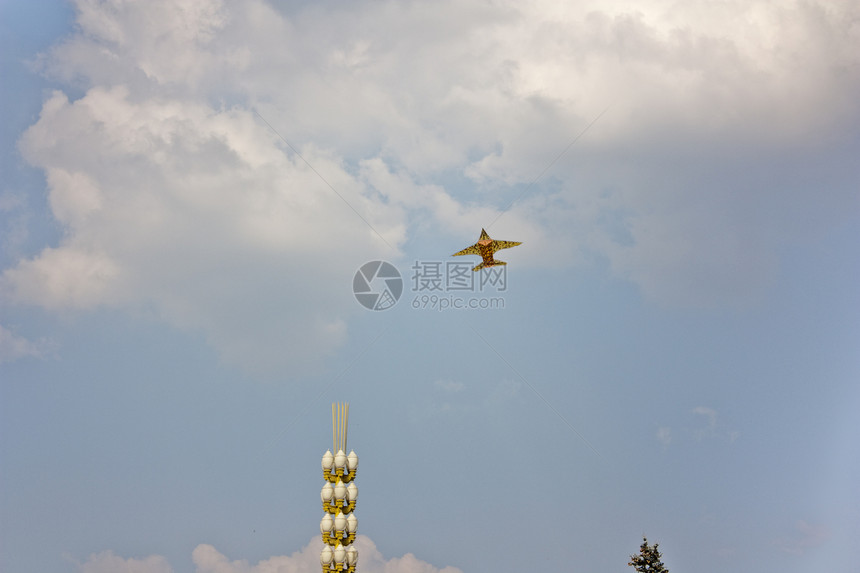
[1,1,858,573]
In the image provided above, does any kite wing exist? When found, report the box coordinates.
[491,240,522,251]
[452,244,481,256]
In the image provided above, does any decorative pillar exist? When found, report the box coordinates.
[320,403,358,572]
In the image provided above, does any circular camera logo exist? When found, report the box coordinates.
[353,261,403,311]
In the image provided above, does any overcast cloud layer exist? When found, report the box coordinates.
[2,0,858,373]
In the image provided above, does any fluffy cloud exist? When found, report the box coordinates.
[75,537,461,573]
[6,85,405,373]
[691,406,740,441]
[0,323,48,364]
[34,0,859,175]
[774,519,830,556]
[692,405,718,433]
[77,550,173,573]
[658,406,741,445]
[434,379,465,393]
[5,0,858,370]
[193,537,462,573]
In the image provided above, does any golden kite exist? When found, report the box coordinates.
[453,228,522,271]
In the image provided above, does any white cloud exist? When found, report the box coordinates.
[193,537,462,573]
[774,519,830,556]
[6,0,859,371]
[434,379,465,393]
[692,405,718,439]
[38,0,860,170]
[0,324,48,364]
[77,550,173,573]
[690,406,740,442]
[692,406,717,426]
[75,537,461,573]
[2,246,121,310]
[422,375,521,419]
[427,379,468,417]
[5,85,402,374]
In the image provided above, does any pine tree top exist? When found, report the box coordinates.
[628,536,669,573]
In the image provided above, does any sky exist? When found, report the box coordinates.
[1,1,858,572]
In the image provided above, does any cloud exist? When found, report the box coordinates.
[77,550,173,573]
[434,379,465,393]
[193,537,462,573]
[691,406,740,442]
[422,375,521,419]
[75,537,461,573]
[691,405,719,440]
[0,323,48,364]
[692,406,717,428]
[6,0,859,371]
[774,519,830,556]
[5,85,402,374]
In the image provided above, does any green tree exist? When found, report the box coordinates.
[628,537,668,573]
